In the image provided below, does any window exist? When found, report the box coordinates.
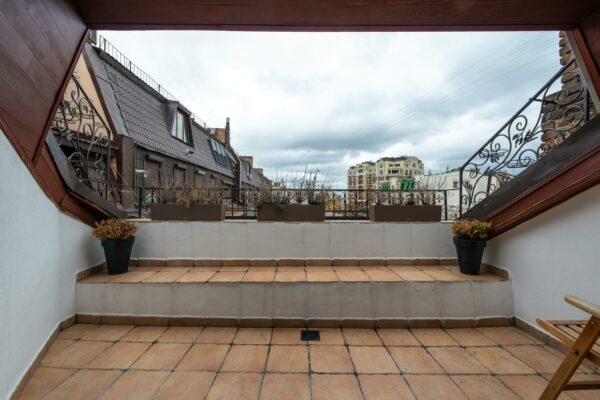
[171,110,190,143]
[453,180,459,189]
[210,138,230,168]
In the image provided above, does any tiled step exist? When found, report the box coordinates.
[76,261,512,322]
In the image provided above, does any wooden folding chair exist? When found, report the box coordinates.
[536,295,600,400]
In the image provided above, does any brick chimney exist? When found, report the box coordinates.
[255,168,263,175]
[239,156,253,169]
[212,128,227,144]
[212,118,231,146]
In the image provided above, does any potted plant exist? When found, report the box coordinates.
[150,179,226,221]
[368,189,442,222]
[92,219,137,275]
[451,219,492,275]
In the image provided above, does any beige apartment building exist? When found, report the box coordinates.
[347,156,424,190]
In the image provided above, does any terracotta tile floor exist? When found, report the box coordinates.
[80,264,505,283]
[20,325,600,399]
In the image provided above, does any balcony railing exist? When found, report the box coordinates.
[128,187,457,221]
[459,58,595,216]
[50,74,114,201]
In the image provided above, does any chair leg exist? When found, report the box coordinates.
[540,316,600,400]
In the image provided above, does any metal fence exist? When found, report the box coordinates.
[127,187,457,221]
[459,58,594,216]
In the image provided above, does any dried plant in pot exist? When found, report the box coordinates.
[150,179,226,221]
[368,188,442,222]
[451,219,492,275]
[92,219,137,275]
[256,169,327,221]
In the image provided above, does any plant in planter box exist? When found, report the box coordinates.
[151,179,226,221]
[451,219,492,275]
[256,169,328,221]
[92,219,137,275]
[368,185,442,222]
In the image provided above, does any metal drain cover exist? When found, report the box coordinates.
[300,330,320,341]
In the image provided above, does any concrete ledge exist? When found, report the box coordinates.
[76,280,513,320]
[132,221,455,259]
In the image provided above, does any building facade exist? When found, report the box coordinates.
[66,36,269,211]
[347,156,424,190]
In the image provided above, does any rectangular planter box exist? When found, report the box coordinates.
[150,204,225,221]
[368,205,442,222]
[257,204,325,222]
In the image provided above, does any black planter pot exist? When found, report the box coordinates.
[453,236,486,275]
[101,236,135,275]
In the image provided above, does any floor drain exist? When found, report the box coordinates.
[301,330,320,341]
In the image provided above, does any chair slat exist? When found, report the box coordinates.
[538,319,600,366]
[569,324,584,333]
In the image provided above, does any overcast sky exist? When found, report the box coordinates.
[100,30,560,187]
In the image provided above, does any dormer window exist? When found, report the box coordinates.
[171,110,190,144]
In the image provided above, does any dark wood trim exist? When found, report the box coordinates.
[32,29,90,165]
[85,23,582,32]
[488,146,600,235]
[72,0,600,32]
[572,28,600,103]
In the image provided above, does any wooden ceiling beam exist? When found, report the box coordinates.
[72,0,600,32]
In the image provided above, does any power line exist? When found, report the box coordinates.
[339,34,558,149]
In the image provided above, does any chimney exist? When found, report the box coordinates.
[256,168,263,175]
[225,117,230,146]
[240,156,253,169]
[212,128,227,144]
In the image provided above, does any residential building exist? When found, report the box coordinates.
[346,161,375,190]
[347,156,424,190]
[70,36,269,210]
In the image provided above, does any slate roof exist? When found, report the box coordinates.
[84,44,234,178]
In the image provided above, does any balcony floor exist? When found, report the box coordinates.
[20,325,599,399]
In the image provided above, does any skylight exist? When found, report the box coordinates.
[210,138,230,168]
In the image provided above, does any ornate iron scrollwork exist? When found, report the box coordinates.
[459,58,593,216]
[50,75,113,199]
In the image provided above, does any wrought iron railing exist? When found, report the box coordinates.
[131,187,457,221]
[90,33,208,129]
[50,75,114,200]
[459,58,593,215]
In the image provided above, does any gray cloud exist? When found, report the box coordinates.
[100,30,560,186]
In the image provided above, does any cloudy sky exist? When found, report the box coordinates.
[100,30,560,186]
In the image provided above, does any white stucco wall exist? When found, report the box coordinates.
[132,220,455,260]
[484,184,600,328]
[0,131,104,399]
[77,280,513,320]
